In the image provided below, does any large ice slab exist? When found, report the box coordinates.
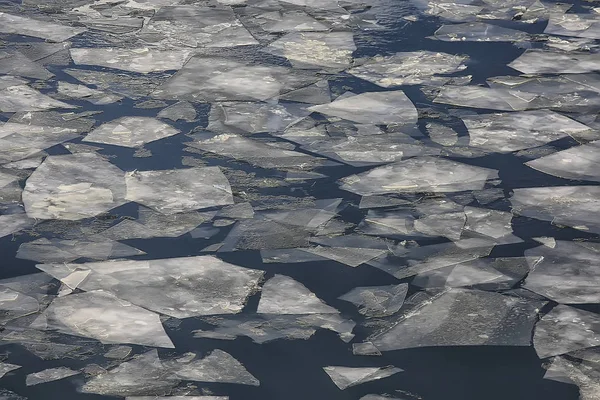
[0,85,74,112]
[533,305,600,358]
[23,153,127,220]
[36,256,264,318]
[84,117,179,148]
[125,166,233,214]
[258,274,338,314]
[525,141,600,182]
[0,362,20,379]
[340,157,499,195]
[545,14,600,39]
[368,289,545,351]
[17,238,144,263]
[30,290,174,348]
[323,366,402,390]
[509,49,600,74]
[308,91,417,125]
[0,12,86,42]
[543,351,600,400]
[349,50,469,87]
[70,48,192,73]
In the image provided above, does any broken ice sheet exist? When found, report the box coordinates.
[433,85,545,111]
[544,354,600,400]
[303,246,388,267]
[434,22,529,42]
[125,166,233,214]
[510,186,600,233]
[195,313,355,343]
[0,51,53,80]
[323,366,402,390]
[57,82,123,105]
[167,349,259,386]
[524,241,600,304]
[0,213,34,239]
[17,238,145,263]
[0,85,74,113]
[152,56,320,102]
[23,153,127,220]
[533,305,600,358]
[265,31,355,70]
[338,284,408,317]
[70,48,193,74]
[84,116,179,148]
[157,101,197,122]
[340,156,499,195]
[462,110,592,153]
[368,289,546,351]
[525,141,600,182]
[0,12,86,42]
[189,133,325,170]
[31,290,174,348]
[26,367,80,386]
[258,274,338,314]
[348,51,469,87]
[545,14,600,39]
[254,10,329,32]
[36,256,264,318]
[82,350,180,396]
[140,5,258,48]
[0,362,20,379]
[308,91,417,125]
[509,50,600,74]
[0,287,39,325]
[9,110,96,133]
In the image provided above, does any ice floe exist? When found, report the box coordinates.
[338,284,408,317]
[84,117,180,148]
[323,366,402,390]
[258,274,338,314]
[70,48,193,74]
[26,367,79,386]
[0,12,86,42]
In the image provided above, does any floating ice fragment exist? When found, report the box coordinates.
[434,22,529,42]
[70,48,193,74]
[303,246,388,267]
[369,289,545,351]
[349,51,469,87]
[524,241,600,304]
[308,91,417,125]
[352,342,382,356]
[23,153,127,220]
[258,274,338,314]
[338,284,408,317]
[36,256,264,318]
[0,287,39,325]
[256,10,329,32]
[0,363,20,379]
[433,85,543,111]
[533,305,600,358]
[17,238,145,263]
[526,141,600,182]
[509,50,600,74]
[323,366,402,390]
[128,397,228,400]
[0,85,74,112]
[57,82,122,105]
[157,101,197,122]
[0,51,53,80]
[26,367,80,386]
[0,214,34,239]
[340,157,499,195]
[0,12,86,42]
[84,117,179,148]
[125,167,233,214]
[104,345,132,360]
[545,14,600,39]
[168,350,259,386]
[64,68,167,100]
[544,352,600,400]
[31,290,174,348]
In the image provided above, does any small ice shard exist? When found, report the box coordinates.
[189,134,324,170]
[340,157,499,195]
[261,248,329,264]
[0,362,20,379]
[525,141,600,182]
[256,10,329,32]
[125,167,233,214]
[533,305,600,358]
[169,350,259,386]
[349,51,468,87]
[0,12,86,42]
[30,290,174,348]
[433,85,543,111]
[82,350,180,396]
[219,218,312,251]
[509,50,600,74]
[217,202,254,220]
[26,367,80,386]
[545,14,600,39]
[36,256,264,318]
[524,241,600,304]
[57,82,122,105]
[360,396,403,400]
[104,345,132,360]
[532,237,556,248]
[338,284,408,317]
[426,122,460,146]
[152,56,319,102]
[510,186,600,233]
[434,22,529,42]
[78,15,144,34]
[544,352,600,400]
[70,48,193,74]
[352,342,382,356]
[302,246,388,267]
[462,110,591,153]
[359,195,411,209]
[9,110,95,133]
[0,389,25,400]
[0,85,74,112]
[84,117,179,148]
[258,274,338,314]
[195,313,355,343]
[23,153,127,220]
[280,80,331,104]
[308,91,417,125]
[140,5,258,48]
[463,206,517,242]
[17,238,145,263]
[0,287,39,325]
[323,366,402,390]
[64,68,166,100]
[369,289,545,351]
[157,101,197,122]
[0,214,34,239]
[266,31,356,70]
